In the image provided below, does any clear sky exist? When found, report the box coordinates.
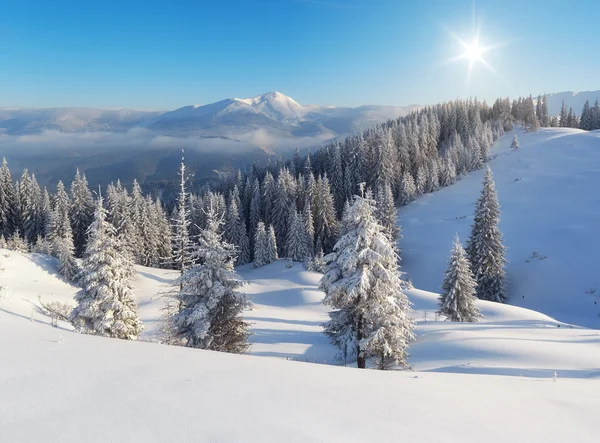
[1,0,599,109]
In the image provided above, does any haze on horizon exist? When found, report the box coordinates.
[1,0,599,110]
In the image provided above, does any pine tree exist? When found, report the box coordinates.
[170,155,195,277]
[17,169,42,243]
[559,101,568,127]
[271,169,293,255]
[314,174,338,254]
[253,221,268,268]
[48,181,78,281]
[398,171,416,205]
[303,200,315,257]
[375,182,400,244]
[466,168,508,303]
[225,192,251,265]
[169,205,251,352]
[285,207,309,261]
[0,158,18,238]
[541,95,549,127]
[248,178,262,251]
[266,224,278,264]
[321,188,414,369]
[70,196,143,339]
[511,134,519,150]
[438,235,482,322]
[70,169,94,257]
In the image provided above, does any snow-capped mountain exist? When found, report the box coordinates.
[0,92,419,141]
[141,91,419,139]
[539,90,600,116]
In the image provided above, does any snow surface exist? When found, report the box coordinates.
[3,310,599,443]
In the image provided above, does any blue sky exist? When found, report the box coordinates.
[1,0,599,109]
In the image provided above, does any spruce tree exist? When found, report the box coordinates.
[169,206,251,352]
[398,171,416,205]
[70,196,143,339]
[303,200,315,257]
[70,169,94,257]
[559,101,568,127]
[48,181,78,281]
[285,207,309,261]
[170,156,195,277]
[375,182,400,244]
[0,159,18,238]
[438,235,482,322]
[314,174,338,253]
[511,134,519,150]
[266,224,278,264]
[321,188,414,369]
[225,193,251,265]
[466,168,508,303]
[253,221,268,268]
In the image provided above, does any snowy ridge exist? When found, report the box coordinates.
[542,89,600,116]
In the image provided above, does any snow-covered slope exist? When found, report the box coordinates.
[399,127,600,329]
[1,251,599,442]
[3,311,599,443]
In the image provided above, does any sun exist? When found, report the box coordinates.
[463,40,485,63]
[440,15,507,83]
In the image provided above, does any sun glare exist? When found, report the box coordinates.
[463,41,484,62]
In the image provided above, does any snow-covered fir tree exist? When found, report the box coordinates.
[438,235,482,322]
[48,181,78,281]
[266,224,278,264]
[375,181,400,244]
[284,205,309,261]
[511,134,519,150]
[70,196,143,339]
[303,200,315,258]
[170,155,195,278]
[253,221,268,268]
[466,168,508,303]
[314,174,338,253]
[225,191,251,265]
[398,171,416,205]
[321,188,414,369]
[0,158,19,238]
[70,169,94,257]
[168,205,251,352]
[7,229,28,252]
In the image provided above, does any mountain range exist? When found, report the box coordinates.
[0,92,419,147]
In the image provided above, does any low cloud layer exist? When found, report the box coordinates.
[0,128,333,187]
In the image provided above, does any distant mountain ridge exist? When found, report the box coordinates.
[539,90,600,116]
[0,92,420,144]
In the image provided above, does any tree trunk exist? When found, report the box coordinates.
[356,314,366,369]
[357,354,366,369]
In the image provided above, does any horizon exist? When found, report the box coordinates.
[2,0,600,109]
[2,89,600,112]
